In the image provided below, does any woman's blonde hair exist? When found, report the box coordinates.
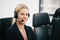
[15,3,29,13]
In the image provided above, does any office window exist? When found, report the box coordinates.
[39,0,60,14]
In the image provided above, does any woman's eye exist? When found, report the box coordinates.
[20,13,24,15]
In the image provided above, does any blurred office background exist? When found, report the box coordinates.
[0,0,60,27]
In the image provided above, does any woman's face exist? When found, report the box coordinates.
[17,8,29,24]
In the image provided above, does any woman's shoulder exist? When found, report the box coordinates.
[25,25,33,31]
[6,23,16,31]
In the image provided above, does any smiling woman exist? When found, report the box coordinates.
[5,3,37,40]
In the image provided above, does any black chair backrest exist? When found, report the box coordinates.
[1,17,12,29]
[0,19,1,40]
[0,19,1,30]
[33,13,50,40]
[1,17,13,40]
[52,8,60,24]
[33,13,50,27]
[50,8,60,39]
[52,18,60,40]
[34,26,49,40]
[53,8,60,18]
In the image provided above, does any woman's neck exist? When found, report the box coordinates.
[16,21,24,30]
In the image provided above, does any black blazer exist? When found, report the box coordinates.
[5,23,36,40]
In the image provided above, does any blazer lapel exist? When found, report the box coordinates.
[25,25,32,40]
[10,23,24,40]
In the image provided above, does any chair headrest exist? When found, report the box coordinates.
[53,8,60,18]
[1,17,13,28]
[33,13,50,27]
